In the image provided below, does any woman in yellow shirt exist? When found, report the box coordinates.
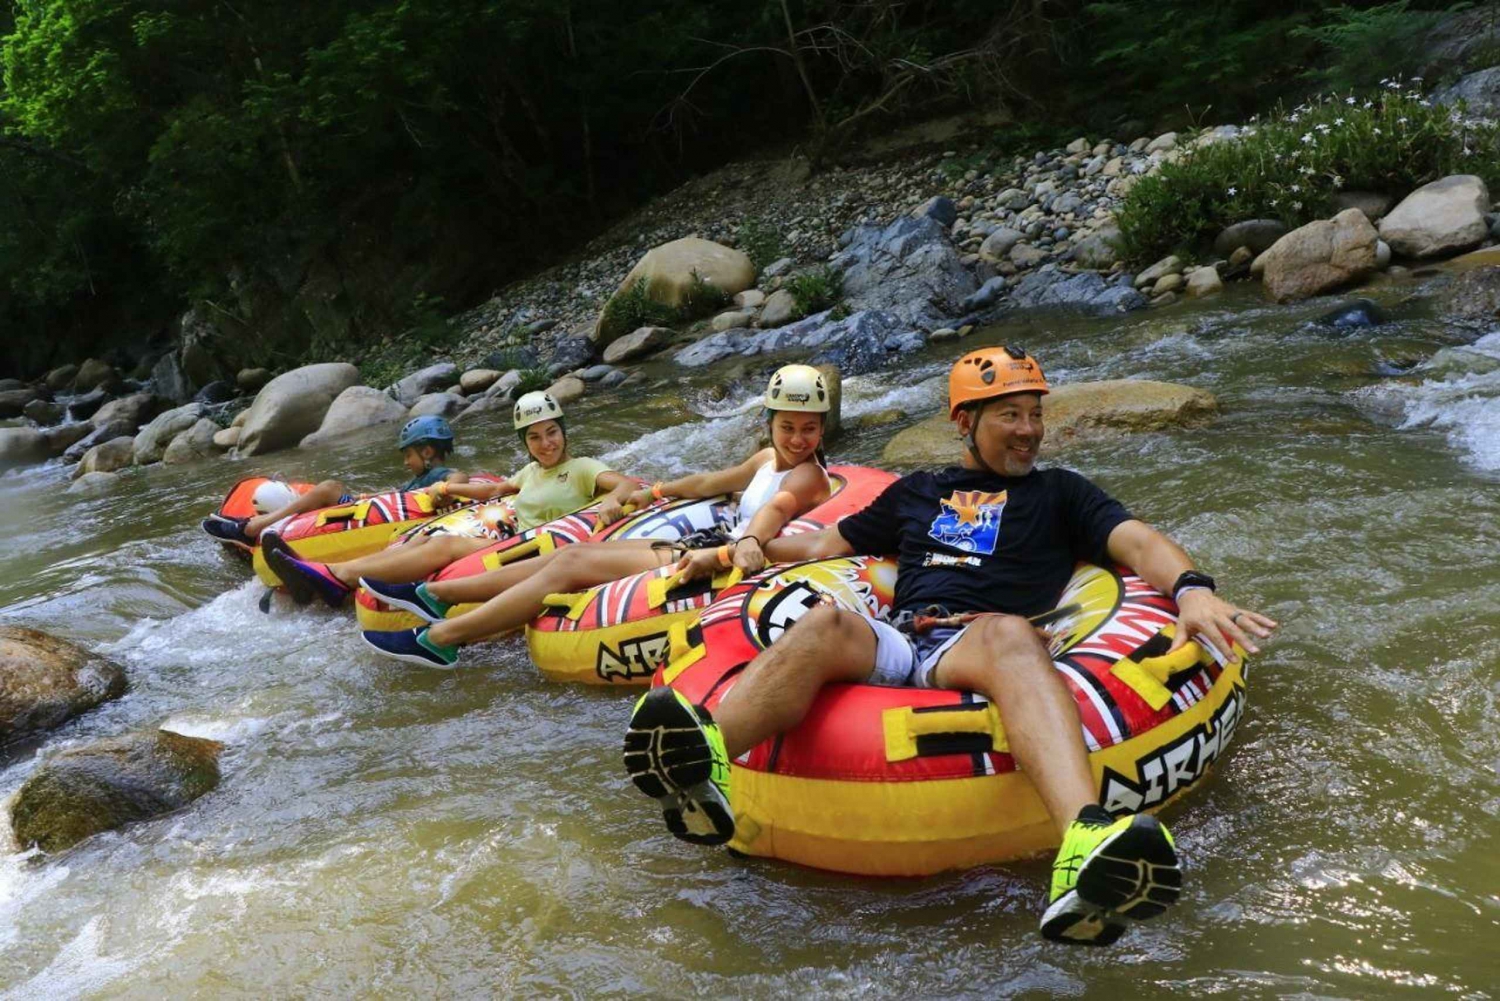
[264,392,637,606]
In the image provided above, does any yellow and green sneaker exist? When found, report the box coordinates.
[622,687,734,845]
[1040,807,1181,946]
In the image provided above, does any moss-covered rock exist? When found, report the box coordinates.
[0,627,127,744]
[10,729,223,853]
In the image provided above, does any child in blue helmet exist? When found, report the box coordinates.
[202,415,471,545]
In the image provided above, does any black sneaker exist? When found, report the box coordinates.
[1040,809,1181,946]
[262,534,350,607]
[202,515,251,545]
[622,687,735,846]
[359,578,453,622]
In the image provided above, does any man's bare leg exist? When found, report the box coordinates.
[246,480,346,539]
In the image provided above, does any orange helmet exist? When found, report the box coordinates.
[948,346,1049,420]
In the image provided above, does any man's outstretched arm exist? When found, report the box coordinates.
[1105,519,1277,659]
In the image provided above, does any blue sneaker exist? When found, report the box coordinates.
[362,627,459,669]
[359,578,453,622]
[202,515,252,545]
[263,535,350,608]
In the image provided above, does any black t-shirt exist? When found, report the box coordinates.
[837,466,1133,619]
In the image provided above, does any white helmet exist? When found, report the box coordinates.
[251,480,300,515]
[513,391,564,430]
[764,364,830,413]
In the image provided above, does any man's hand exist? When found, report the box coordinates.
[1171,589,1277,661]
[625,487,656,511]
[674,548,725,583]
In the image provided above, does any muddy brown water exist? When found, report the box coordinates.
[1,280,1497,998]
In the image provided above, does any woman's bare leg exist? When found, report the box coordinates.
[423,546,568,604]
[427,541,670,645]
[247,480,345,539]
[326,535,489,586]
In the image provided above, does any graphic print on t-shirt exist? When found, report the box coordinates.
[927,489,1007,554]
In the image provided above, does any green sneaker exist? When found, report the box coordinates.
[622,687,734,845]
[1040,808,1181,946]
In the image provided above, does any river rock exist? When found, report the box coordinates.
[882,379,1218,466]
[0,628,126,745]
[831,214,978,327]
[676,308,918,376]
[594,238,754,345]
[42,423,92,457]
[235,363,358,456]
[91,392,158,431]
[1073,226,1122,270]
[9,729,221,853]
[23,398,65,426]
[712,310,754,331]
[192,380,235,405]
[1434,66,1500,119]
[979,227,1023,261]
[150,351,193,405]
[62,422,135,465]
[212,426,240,449]
[180,339,221,391]
[68,471,118,494]
[547,375,587,405]
[1213,220,1288,258]
[44,364,79,390]
[1438,265,1500,328]
[1010,269,1147,314]
[1145,132,1178,154]
[1379,175,1490,260]
[236,367,271,393]
[1332,191,1394,223]
[602,326,670,365]
[1134,255,1183,288]
[389,363,459,407]
[732,289,766,310]
[1260,209,1379,303]
[1152,273,1185,296]
[960,277,1008,312]
[459,369,501,394]
[913,195,957,227]
[72,436,134,477]
[575,365,615,383]
[1185,266,1224,298]
[64,387,108,422]
[546,335,595,376]
[1317,298,1387,329]
[0,427,48,471]
[406,393,467,420]
[132,403,205,465]
[454,394,509,422]
[298,385,408,448]
[74,358,117,393]
[0,388,40,419]
[759,289,801,328]
[162,418,221,465]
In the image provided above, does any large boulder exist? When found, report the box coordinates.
[594,238,754,345]
[161,418,221,464]
[236,367,271,393]
[132,403,205,465]
[1434,66,1500,119]
[0,388,41,418]
[674,308,921,376]
[41,423,92,457]
[0,628,126,745]
[150,351,193,405]
[882,379,1219,467]
[1260,208,1379,303]
[90,392,158,431]
[73,358,117,393]
[64,387,109,422]
[0,427,49,471]
[1010,269,1148,314]
[299,385,408,448]
[602,326,671,365]
[389,363,459,407]
[237,362,359,456]
[62,421,135,465]
[831,215,978,328]
[459,369,501,394]
[405,392,466,420]
[24,398,66,426]
[9,729,221,853]
[1379,175,1490,260]
[75,436,136,476]
[44,364,79,390]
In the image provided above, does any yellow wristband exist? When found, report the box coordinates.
[652,482,665,501]
[716,544,733,568]
[436,481,449,497]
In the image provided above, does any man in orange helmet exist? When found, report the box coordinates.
[625,346,1277,946]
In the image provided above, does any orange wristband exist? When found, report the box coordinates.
[436,481,449,497]
[651,482,665,501]
[716,544,733,567]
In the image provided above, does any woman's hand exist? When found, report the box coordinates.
[594,497,626,526]
[731,536,766,574]
[674,548,725,583]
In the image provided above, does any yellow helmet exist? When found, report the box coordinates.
[513,391,564,431]
[764,364,830,413]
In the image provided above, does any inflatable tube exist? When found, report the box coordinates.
[353,491,738,632]
[656,558,1246,877]
[251,475,503,587]
[525,466,898,685]
[210,476,316,557]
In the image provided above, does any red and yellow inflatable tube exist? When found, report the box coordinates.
[526,465,897,685]
[656,557,1246,876]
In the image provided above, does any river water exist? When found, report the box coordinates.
[1,278,1498,998]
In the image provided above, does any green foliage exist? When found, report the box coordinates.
[1294,2,1460,92]
[514,367,551,395]
[596,277,681,345]
[736,217,787,272]
[680,269,731,319]
[785,266,844,316]
[1116,87,1500,263]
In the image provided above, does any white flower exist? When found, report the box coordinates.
[1333,175,1344,188]
[1302,133,1314,143]
[1227,186,1238,196]
[1316,123,1331,134]
[1290,183,1301,192]
[1345,96,1357,105]
[1335,117,1345,125]
[1270,198,1280,206]
[1364,101,1374,109]
[1386,80,1401,89]
[1292,201,1303,210]
[1289,113,1301,123]
[1413,76,1424,83]
[1300,166,1314,175]
[1373,127,1382,135]
[1420,99,1431,107]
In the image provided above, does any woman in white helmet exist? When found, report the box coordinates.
[362,365,835,667]
[266,391,638,607]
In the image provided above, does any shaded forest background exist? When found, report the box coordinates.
[0,0,1472,377]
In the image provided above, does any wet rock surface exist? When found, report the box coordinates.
[0,627,127,745]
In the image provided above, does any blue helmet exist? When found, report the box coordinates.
[397,415,455,451]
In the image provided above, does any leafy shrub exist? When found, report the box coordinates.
[1116,85,1500,263]
[680,269,731,318]
[737,217,788,271]
[1294,2,1459,93]
[785,266,844,315]
[595,277,680,344]
[514,368,551,395]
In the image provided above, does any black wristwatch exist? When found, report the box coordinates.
[1172,571,1216,603]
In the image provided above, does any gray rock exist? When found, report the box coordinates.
[1436,264,1500,328]
[575,364,616,383]
[761,257,795,279]
[459,369,501,394]
[677,308,921,376]
[150,351,193,405]
[1434,66,1500,119]
[1376,240,1392,269]
[1051,192,1084,216]
[1316,298,1387,329]
[192,380,235,404]
[1073,226,1122,270]
[979,227,1023,261]
[0,627,127,744]
[62,422,135,465]
[996,188,1030,211]
[23,398,65,426]
[525,318,559,336]
[9,728,221,854]
[1134,255,1184,288]
[406,392,467,420]
[1010,269,1148,314]
[454,394,510,423]
[759,289,801,328]
[180,340,220,391]
[44,364,79,390]
[602,326,671,365]
[133,403,205,465]
[485,370,524,398]
[68,471,118,494]
[91,392,159,431]
[74,358,117,393]
[1213,220,1288,258]
[1332,191,1394,223]
[238,363,360,456]
[600,369,628,389]
[960,277,1008,312]
[1145,132,1178,153]
[712,310,754,331]
[41,423,91,457]
[389,363,459,407]
[912,195,957,228]
[162,418,221,464]
[64,387,109,421]
[546,335,594,373]
[1261,209,1380,303]
[1009,244,1048,270]
[236,367,271,393]
[0,388,40,419]
[481,346,539,371]
[1379,174,1490,259]
[0,427,48,471]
